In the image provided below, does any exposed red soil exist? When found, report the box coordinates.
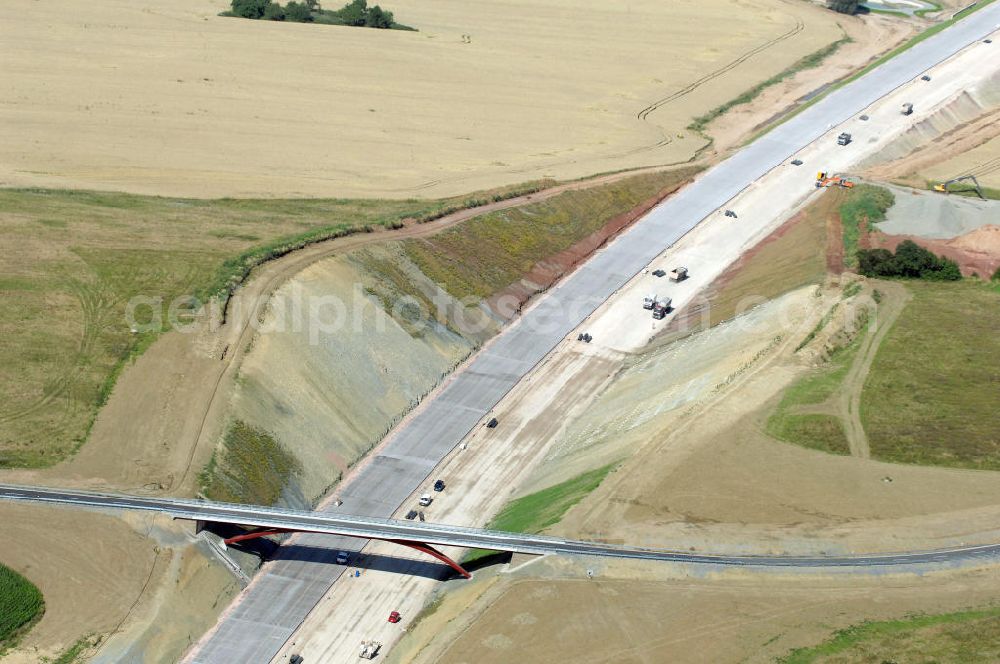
[867,225,1000,278]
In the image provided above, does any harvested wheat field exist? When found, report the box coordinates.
[0,0,844,198]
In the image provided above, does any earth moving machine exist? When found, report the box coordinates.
[902,102,913,115]
[934,175,986,200]
[669,267,688,282]
[360,640,382,659]
[815,172,855,189]
[837,132,852,146]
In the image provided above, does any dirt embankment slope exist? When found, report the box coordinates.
[0,0,845,198]
[214,170,697,506]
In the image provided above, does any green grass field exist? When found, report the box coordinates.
[780,606,1000,663]
[401,168,701,301]
[862,281,1000,469]
[765,329,859,456]
[0,180,554,469]
[465,463,617,562]
[0,564,44,653]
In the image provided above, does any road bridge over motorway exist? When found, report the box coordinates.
[12,7,1000,663]
[4,484,1000,574]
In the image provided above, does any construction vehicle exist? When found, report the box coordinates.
[837,132,852,146]
[669,267,689,282]
[652,298,671,320]
[901,102,913,115]
[815,172,855,189]
[643,293,657,310]
[933,175,985,200]
[360,640,382,659]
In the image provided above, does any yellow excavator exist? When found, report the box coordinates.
[933,175,985,200]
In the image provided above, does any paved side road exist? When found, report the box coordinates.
[183,8,1000,663]
[4,484,1000,567]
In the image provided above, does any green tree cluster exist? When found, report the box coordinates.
[232,0,314,21]
[333,0,395,28]
[827,0,860,14]
[230,0,397,27]
[857,240,962,281]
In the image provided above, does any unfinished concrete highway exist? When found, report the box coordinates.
[167,7,1000,662]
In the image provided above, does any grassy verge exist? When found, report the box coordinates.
[862,280,1000,469]
[0,178,563,469]
[199,420,302,504]
[688,37,852,135]
[402,168,701,301]
[839,184,895,268]
[766,312,869,456]
[695,190,831,330]
[51,635,100,664]
[779,605,1000,663]
[0,564,44,653]
[464,464,617,563]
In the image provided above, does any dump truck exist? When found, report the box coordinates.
[652,298,671,320]
[643,293,657,310]
[901,102,913,115]
[837,132,852,146]
[669,267,688,282]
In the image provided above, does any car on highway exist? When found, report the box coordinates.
[419,493,433,506]
[486,417,499,428]
[405,509,418,520]
[388,611,401,624]
[790,159,803,166]
[335,551,349,564]
[921,74,931,81]
[433,479,446,491]
[651,268,667,277]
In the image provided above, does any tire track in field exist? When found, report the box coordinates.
[400,16,806,193]
[634,17,805,121]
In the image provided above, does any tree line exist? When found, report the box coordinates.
[857,240,962,281]
[228,0,410,30]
